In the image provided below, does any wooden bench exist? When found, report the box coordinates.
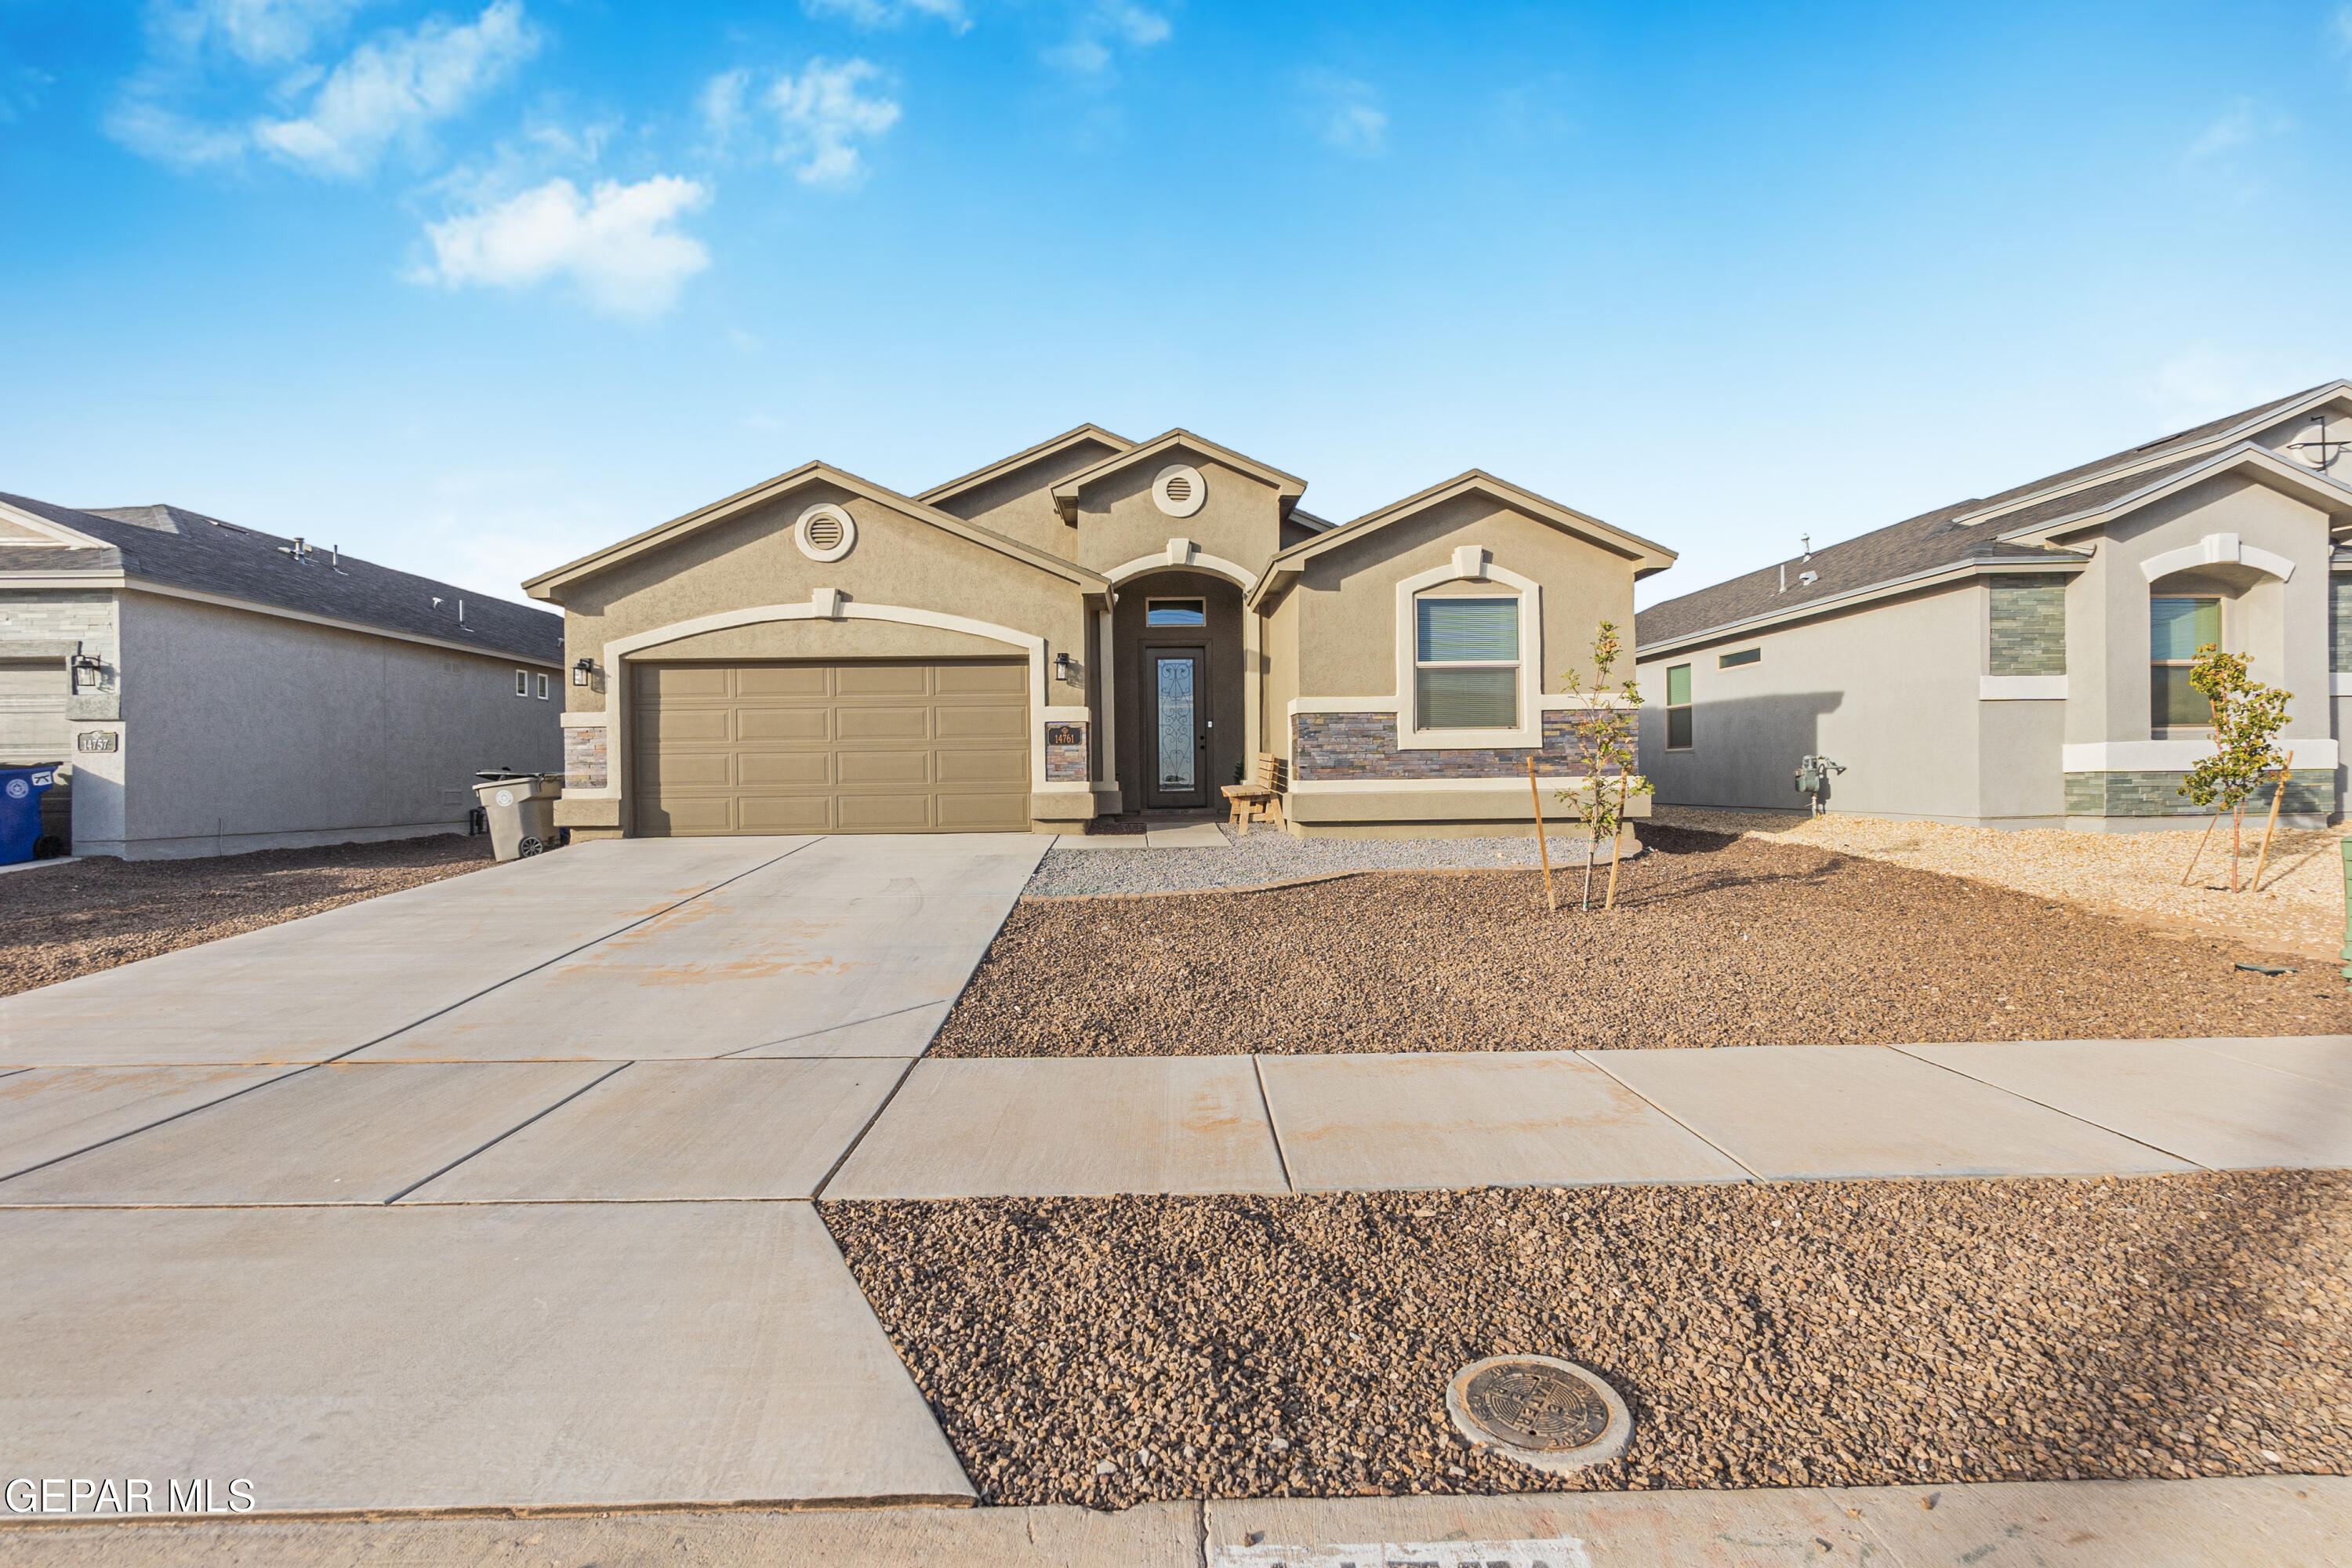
[1221,752,1287,831]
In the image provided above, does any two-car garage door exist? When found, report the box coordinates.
[632,660,1030,836]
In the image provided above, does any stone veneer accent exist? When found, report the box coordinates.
[2332,576,2352,673]
[1045,722,1090,783]
[1294,711,1581,779]
[2063,769,2330,818]
[564,724,608,790]
[1987,576,2067,677]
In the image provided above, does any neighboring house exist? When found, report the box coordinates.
[524,426,1676,839]
[0,492,563,858]
[1633,383,2352,831]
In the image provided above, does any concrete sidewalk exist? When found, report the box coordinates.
[4,1476,2343,1566]
[823,1036,2352,1198]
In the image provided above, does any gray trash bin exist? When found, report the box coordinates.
[473,772,563,862]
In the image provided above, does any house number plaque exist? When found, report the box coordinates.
[77,731,118,753]
[1046,724,1083,746]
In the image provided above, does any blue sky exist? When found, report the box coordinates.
[5,2,2352,609]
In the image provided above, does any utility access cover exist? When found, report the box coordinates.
[1446,1355,1631,1474]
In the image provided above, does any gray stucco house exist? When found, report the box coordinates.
[1634,383,2352,830]
[0,492,563,858]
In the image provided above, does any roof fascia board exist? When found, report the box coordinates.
[1049,430,1308,521]
[116,578,563,666]
[0,501,109,548]
[1635,555,2086,661]
[1996,442,2352,546]
[1956,382,2352,528]
[1251,473,1675,608]
[524,463,1109,598]
[0,569,127,590]
[914,424,1134,504]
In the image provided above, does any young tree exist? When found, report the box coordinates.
[1555,622,1655,911]
[2178,644,2291,894]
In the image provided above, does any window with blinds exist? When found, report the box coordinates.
[2150,595,2220,731]
[1414,596,1519,730]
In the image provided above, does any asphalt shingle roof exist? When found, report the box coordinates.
[0,495,561,663]
[1635,387,2327,652]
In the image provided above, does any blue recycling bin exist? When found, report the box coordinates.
[0,764,58,866]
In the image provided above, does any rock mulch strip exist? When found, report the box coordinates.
[0,835,494,997]
[821,1171,2351,1508]
[1029,823,1626,898]
[934,826,2352,1055]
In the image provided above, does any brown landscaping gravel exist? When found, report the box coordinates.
[0,836,493,996]
[935,826,2352,1054]
[822,1172,2352,1508]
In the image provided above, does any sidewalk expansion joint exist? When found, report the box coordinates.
[0,1062,321,1188]
[1251,1054,1297,1193]
[1574,1048,1764,1182]
[810,1057,923,1201]
[714,998,951,1058]
[1883,1043,2216,1171]
[382,1061,635,1204]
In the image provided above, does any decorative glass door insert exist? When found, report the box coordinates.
[1156,655,1197,789]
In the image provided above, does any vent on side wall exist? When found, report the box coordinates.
[795,503,857,562]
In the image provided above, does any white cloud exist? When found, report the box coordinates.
[165,0,376,67]
[2186,96,2286,161]
[803,0,971,33]
[1045,0,1169,78]
[252,0,539,176]
[1302,71,1385,155]
[702,57,901,187]
[415,175,712,318]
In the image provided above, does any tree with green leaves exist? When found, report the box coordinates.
[1555,621,1654,911]
[2178,644,2290,894]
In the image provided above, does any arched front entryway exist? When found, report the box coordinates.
[1109,569,1248,813]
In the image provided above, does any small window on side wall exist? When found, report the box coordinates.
[1414,596,1519,729]
[1665,662,1693,750]
[535,673,550,700]
[1719,648,1760,668]
[514,669,528,697]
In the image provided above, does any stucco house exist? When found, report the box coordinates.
[1634,383,2352,830]
[0,492,563,858]
[524,426,1676,840]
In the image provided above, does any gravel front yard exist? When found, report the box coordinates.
[1656,806,2352,963]
[0,835,493,996]
[935,826,2352,1055]
[823,1171,2351,1508]
[1032,825,1629,898]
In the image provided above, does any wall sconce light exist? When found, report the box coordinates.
[572,657,594,688]
[1053,652,1076,683]
[69,653,102,691]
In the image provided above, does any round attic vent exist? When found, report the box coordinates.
[796,503,856,562]
[1153,463,1207,519]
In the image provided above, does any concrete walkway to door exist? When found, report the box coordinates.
[0,833,1045,1518]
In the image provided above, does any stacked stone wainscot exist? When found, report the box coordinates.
[564,724,609,790]
[1295,712,1588,779]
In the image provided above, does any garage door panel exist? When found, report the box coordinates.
[938,793,1029,831]
[935,747,1028,784]
[736,666,829,698]
[837,794,936,831]
[637,665,731,698]
[635,659,1036,837]
[636,752,735,788]
[935,706,1026,741]
[837,750,932,786]
[739,752,833,787]
[639,709,734,744]
[739,797,835,833]
[738,708,831,742]
[836,706,930,741]
[935,662,1025,695]
[642,797,739,835]
[835,665,931,696]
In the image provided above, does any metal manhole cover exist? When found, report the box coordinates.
[1446,1355,1632,1473]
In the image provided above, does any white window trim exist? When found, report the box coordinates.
[1664,661,1694,751]
[535,673,550,700]
[1392,553,1544,750]
[514,668,528,697]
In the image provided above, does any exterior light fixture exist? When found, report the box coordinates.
[69,653,102,691]
[1053,652,1076,683]
[572,657,594,687]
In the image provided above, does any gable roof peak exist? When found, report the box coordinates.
[915,423,1134,506]
[1047,428,1308,521]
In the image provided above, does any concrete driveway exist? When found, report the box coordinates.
[0,833,1044,1516]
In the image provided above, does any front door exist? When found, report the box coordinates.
[1144,648,1209,809]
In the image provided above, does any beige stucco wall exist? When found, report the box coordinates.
[926,437,1123,561]
[1073,449,1287,581]
[642,620,1017,662]
[554,482,1091,714]
[1262,586,1301,761]
[1290,495,1638,699]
